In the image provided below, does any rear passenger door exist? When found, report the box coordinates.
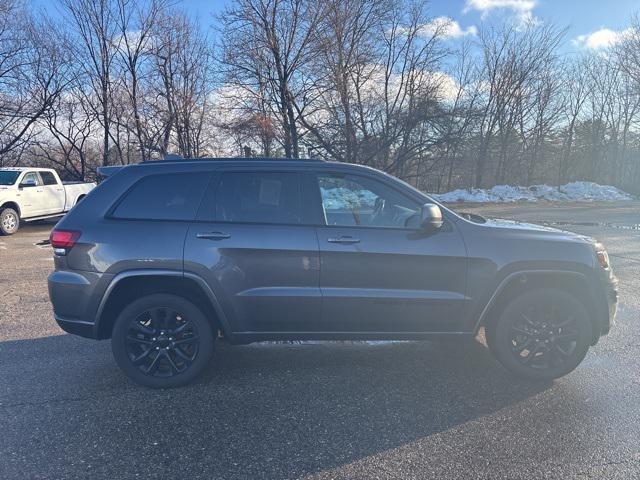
[184,170,321,336]
[39,171,65,215]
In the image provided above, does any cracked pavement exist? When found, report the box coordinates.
[0,203,639,479]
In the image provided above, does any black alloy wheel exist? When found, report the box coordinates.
[112,294,214,388]
[486,289,592,381]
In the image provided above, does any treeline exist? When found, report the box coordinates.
[1,0,640,192]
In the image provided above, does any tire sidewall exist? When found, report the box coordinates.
[488,289,592,381]
[0,208,19,235]
[111,294,215,388]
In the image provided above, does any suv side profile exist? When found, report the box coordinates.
[48,158,618,388]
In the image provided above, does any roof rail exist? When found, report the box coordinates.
[141,157,325,164]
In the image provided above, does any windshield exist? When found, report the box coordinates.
[0,171,20,185]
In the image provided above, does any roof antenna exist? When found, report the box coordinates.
[163,153,183,160]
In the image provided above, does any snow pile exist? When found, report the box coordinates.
[434,182,633,203]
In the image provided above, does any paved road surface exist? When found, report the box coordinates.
[0,204,639,479]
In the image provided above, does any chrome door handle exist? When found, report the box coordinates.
[196,231,231,240]
[327,236,360,244]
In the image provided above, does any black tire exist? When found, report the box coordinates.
[0,207,19,235]
[486,289,592,381]
[111,294,215,388]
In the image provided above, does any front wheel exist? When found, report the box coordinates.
[486,289,593,381]
[0,208,19,235]
[111,294,215,388]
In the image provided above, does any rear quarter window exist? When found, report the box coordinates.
[111,172,210,221]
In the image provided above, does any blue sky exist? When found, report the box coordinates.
[186,0,639,52]
[33,0,639,53]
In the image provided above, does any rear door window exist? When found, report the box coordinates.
[40,171,58,186]
[213,172,303,225]
[112,173,210,221]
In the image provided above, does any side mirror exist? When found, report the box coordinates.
[19,178,37,189]
[420,203,443,231]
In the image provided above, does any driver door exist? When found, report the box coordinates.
[17,171,45,218]
[314,172,468,333]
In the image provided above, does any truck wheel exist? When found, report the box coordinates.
[0,208,19,235]
[486,289,592,381]
[111,294,215,388]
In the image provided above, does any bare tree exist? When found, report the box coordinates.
[473,23,564,187]
[153,13,214,158]
[34,90,97,180]
[220,0,323,158]
[61,0,119,166]
[113,0,167,161]
[0,2,72,165]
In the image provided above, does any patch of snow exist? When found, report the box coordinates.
[434,182,632,203]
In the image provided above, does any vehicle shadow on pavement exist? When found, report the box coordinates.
[0,333,557,479]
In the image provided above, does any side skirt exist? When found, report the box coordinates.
[228,331,476,345]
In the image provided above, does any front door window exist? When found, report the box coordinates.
[317,174,420,229]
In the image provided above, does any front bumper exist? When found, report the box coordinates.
[592,271,618,341]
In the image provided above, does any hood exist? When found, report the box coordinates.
[479,218,596,244]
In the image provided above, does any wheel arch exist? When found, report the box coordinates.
[475,270,600,344]
[0,201,21,217]
[95,270,233,340]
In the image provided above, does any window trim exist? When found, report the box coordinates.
[107,171,212,222]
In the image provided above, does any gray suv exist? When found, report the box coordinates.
[47,158,618,388]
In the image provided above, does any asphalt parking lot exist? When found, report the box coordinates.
[1,203,639,479]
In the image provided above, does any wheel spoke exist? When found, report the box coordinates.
[145,351,163,374]
[132,347,153,365]
[522,344,542,365]
[522,313,537,327]
[150,309,164,329]
[554,316,575,328]
[513,336,534,353]
[555,332,579,342]
[553,343,572,357]
[511,326,532,337]
[131,321,154,335]
[173,346,196,362]
[173,335,199,346]
[172,320,192,335]
[164,351,181,373]
[127,335,153,346]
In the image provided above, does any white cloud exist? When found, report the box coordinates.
[464,0,536,15]
[432,71,462,101]
[572,27,634,50]
[419,17,478,39]
[464,0,538,26]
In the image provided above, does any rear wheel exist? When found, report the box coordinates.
[486,289,592,381]
[0,208,19,235]
[111,294,214,388]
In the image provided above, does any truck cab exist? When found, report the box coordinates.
[0,167,95,235]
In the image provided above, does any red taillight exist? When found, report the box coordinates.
[50,229,81,249]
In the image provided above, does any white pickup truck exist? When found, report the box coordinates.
[0,167,95,235]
